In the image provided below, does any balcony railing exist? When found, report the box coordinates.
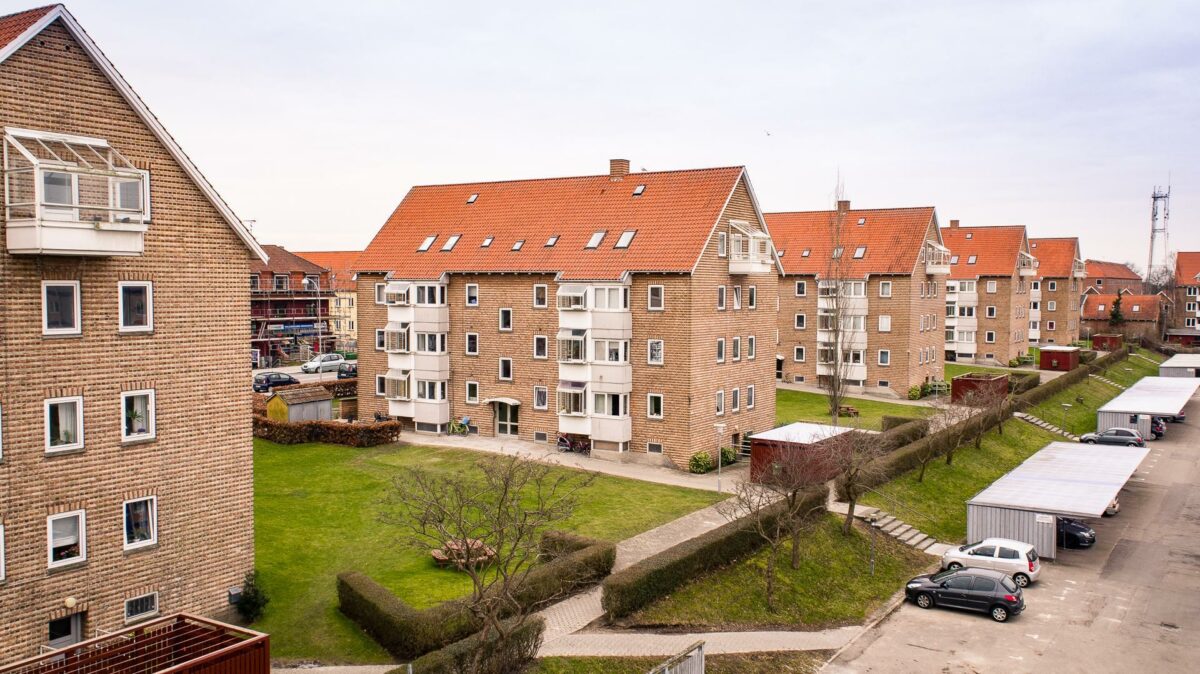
[1018,252,1039,276]
[1072,260,1087,278]
[923,242,952,275]
[385,327,410,353]
[385,371,411,400]
[729,231,774,274]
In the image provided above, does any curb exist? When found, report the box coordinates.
[818,590,908,671]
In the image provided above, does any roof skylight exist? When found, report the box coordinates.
[633,184,646,197]
[614,230,636,249]
[481,236,493,248]
[441,234,461,251]
[586,231,606,249]
[467,193,478,204]
[546,235,559,247]
[967,255,977,264]
[853,246,866,259]
[857,217,866,226]
[801,248,811,257]
[831,246,844,259]
[950,255,959,264]
[418,235,437,252]
[512,240,525,251]
[966,233,973,239]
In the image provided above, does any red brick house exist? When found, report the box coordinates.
[1083,290,1170,342]
[1084,259,1144,295]
[251,245,334,365]
[1167,252,1200,345]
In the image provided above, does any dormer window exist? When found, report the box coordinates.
[615,230,636,249]
[512,240,525,251]
[467,193,478,204]
[441,234,461,251]
[481,236,493,248]
[632,184,646,196]
[546,236,559,247]
[418,235,437,252]
[586,231,606,249]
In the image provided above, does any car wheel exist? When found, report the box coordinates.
[915,592,934,609]
[1085,439,1096,444]
[947,562,963,570]
[1013,573,1030,588]
[991,605,1010,622]
[1126,442,1138,447]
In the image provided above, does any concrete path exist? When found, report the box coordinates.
[538,626,862,657]
[776,382,936,407]
[272,668,391,674]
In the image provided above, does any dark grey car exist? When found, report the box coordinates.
[1080,428,1145,447]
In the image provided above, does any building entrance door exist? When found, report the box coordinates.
[496,402,519,437]
[48,613,85,649]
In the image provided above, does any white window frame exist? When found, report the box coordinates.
[717,286,726,310]
[795,280,807,296]
[795,313,806,330]
[375,329,385,350]
[647,285,664,311]
[716,338,726,363]
[465,283,479,307]
[1047,300,1057,312]
[986,305,997,318]
[117,281,153,333]
[717,231,728,258]
[45,395,84,453]
[465,381,479,404]
[498,308,513,332]
[533,335,548,359]
[1046,320,1056,331]
[1048,280,1058,291]
[647,393,664,419]
[747,335,756,360]
[122,496,158,551]
[878,281,892,298]
[878,349,891,366]
[732,336,741,361]
[647,339,665,365]
[375,375,386,396]
[42,280,81,336]
[466,332,479,355]
[647,442,664,454]
[124,592,160,624]
[533,284,548,308]
[499,358,513,381]
[120,389,156,443]
[375,283,387,304]
[733,286,742,310]
[731,387,740,412]
[716,389,725,416]
[533,385,549,410]
[47,510,86,569]
[878,315,891,332]
[986,280,998,293]
[748,286,757,308]
[747,384,756,409]
[794,346,806,362]
[985,331,996,343]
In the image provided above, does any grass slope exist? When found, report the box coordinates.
[254,440,724,663]
[944,362,1018,380]
[1029,353,1159,435]
[529,651,827,674]
[776,389,933,431]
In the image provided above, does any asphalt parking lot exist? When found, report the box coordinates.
[828,396,1200,673]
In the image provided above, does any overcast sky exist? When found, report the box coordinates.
[30,0,1200,266]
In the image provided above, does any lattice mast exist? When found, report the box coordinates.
[1147,185,1170,281]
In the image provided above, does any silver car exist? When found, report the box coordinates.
[941,538,1042,587]
[300,353,344,373]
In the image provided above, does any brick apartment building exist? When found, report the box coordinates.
[0,5,262,656]
[296,250,360,352]
[766,204,951,398]
[941,222,1038,365]
[1028,237,1086,345]
[1081,289,1170,341]
[1167,251,1200,345]
[251,245,333,366]
[355,159,779,470]
[1084,259,1144,295]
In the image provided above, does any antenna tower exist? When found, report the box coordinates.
[1147,185,1170,281]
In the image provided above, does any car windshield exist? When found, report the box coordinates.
[930,569,956,582]
[959,540,982,551]
[1001,577,1018,593]
[1027,549,1038,562]
[254,374,268,382]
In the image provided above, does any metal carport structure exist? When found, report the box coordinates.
[1159,354,1200,378]
[967,442,1149,559]
[1095,376,1200,436]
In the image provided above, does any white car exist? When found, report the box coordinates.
[1105,497,1120,516]
[941,538,1041,587]
[300,353,345,373]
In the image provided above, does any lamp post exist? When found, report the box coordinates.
[1060,403,1072,432]
[714,422,726,493]
[869,514,879,576]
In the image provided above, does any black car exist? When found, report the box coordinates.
[253,371,298,392]
[905,568,1025,622]
[1057,517,1096,548]
[337,362,357,379]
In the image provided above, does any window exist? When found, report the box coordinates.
[1046,320,1056,330]
[375,375,386,396]
[1132,304,1141,313]
[593,392,627,417]
[831,246,844,259]
[511,240,525,251]
[418,235,437,252]
[985,280,997,293]
[499,308,513,331]
[716,390,725,416]
[47,511,86,568]
[647,393,664,419]
[879,281,892,297]
[45,396,83,452]
[124,593,159,623]
[717,286,726,310]
[878,350,890,366]
[1047,300,1057,311]
[465,284,479,306]
[731,387,740,412]
[545,235,559,247]
[249,274,260,291]
[647,339,664,365]
[648,285,664,311]
[481,235,493,247]
[416,380,447,401]
[958,306,975,317]
[466,381,479,404]
[594,339,628,363]
[878,315,891,332]
[42,281,81,335]
[499,358,513,380]
[840,280,866,297]
[593,286,628,309]
[747,335,756,359]
[1189,287,1199,297]
[853,246,866,259]
[1048,280,1057,291]
[717,232,728,257]
[123,497,157,550]
[416,332,447,353]
[533,335,548,359]
[732,336,741,361]
[633,184,646,196]
[614,230,636,248]
[647,442,663,454]
[716,338,726,363]
[795,313,806,329]
[748,285,757,308]
[586,231,606,248]
[272,273,290,291]
[795,280,807,296]
[733,286,742,309]
[801,248,810,257]
[534,386,549,410]
[533,284,548,308]
[375,283,387,304]
[467,193,479,204]
[557,385,586,416]
[121,390,155,442]
[118,281,152,332]
[985,331,996,343]
[986,305,997,318]
[466,332,479,355]
[794,346,806,362]
[747,384,756,409]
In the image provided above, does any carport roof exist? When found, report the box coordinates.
[968,441,1148,518]
[1160,354,1200,369]
[751,422,869,444]
[1097,376,1200,415]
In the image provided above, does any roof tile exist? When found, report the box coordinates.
[294,251,360,291]
[0,5,55,53]
[1085,259,1141,281]
[941,225,1029,278]
[1082,293,1163,321]
[253,245,328,275]
[1175,251,1200,286]
[765,206,937,276]
[1029,237,1081,278]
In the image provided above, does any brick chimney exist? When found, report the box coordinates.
[837,199,850,213]
[949,219,960,228]
[609,159,630,180]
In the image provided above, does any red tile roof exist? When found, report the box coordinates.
[1082,293,1162,322]
[764,206,937,276]
[355,166,748,281]
[1028,237,1081,278]
[1175,251,1200,286]
[294,251,360,291]
[252,245,328,275]
[1085,259,1141,281]
[0,5,55,52]
[941,225,1029,279]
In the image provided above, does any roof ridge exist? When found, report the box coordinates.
[410,165,744,189]
[0,4,58,23]
[766,206,934,215]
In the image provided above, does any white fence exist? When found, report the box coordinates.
[648,641,705,674]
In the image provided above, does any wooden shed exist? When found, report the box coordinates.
[951,372,1009,404]
[1091,334,1124,351]
[749,422,868,483]
[266,387,333,422]
[1039,345,1080,372]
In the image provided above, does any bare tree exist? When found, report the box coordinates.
[378,454,595,673]
[820,185,859,424]
[927,394,977,467]
[827,429,889,536]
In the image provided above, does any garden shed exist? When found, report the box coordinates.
[951,372,1009,404]
[749,422,870,482]
[1159,354,1200,378]
[1096,376,1200,436]
[1039,345,1080,372]
[967,442,1148,559]
[266,387,333,423]
[1091,334,1124,351]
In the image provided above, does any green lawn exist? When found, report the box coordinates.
[254,440,724,663]
[620,515,930,630]
[776,390,933,431]
[529,651,826,673]
[1030,353,1160,435]
[944,362,1015,380]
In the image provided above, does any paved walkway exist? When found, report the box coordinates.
[538,626,862,657]
[776,382,936,407]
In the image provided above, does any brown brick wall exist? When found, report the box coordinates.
[355,273,389,422]
[1038,276,1082,344]
[974,274,1030,364]
[0,22,253,657]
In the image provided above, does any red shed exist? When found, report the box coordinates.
[951,372,1010,404]
[1039,345,1080,372]
[1091,333,1124,351]
[750,422,867,483]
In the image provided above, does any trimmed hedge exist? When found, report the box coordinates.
[880,415,922,432]
[1079,350,1098,364]
[252,415,401,447]
[403,616,544,674]
[338,532,614,661]
[276,378,357,398]
[1007,371,1040,394]
[601,486,827,619]
[251,393,268,416]
[876,417,930,451]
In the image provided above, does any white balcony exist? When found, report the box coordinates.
[558,307,632,336]
[388,351,414,371]
[922,241,952,275]
[412,305,449,332]
[816,295,868,314]
[817,362,867,381]
[558,414,591,436]
[388,398,414,418]
[384,370,410,401]
[956,316,978,330]
[590,362,632,388]
[1019,252,1039,277]
[816,329,867,349]
[413,352,450,379]
[957,292,979,306]
[591,415,632,443]
[1029,308,1041,320]
[1029,328,1041,340]
[4,128,150,256]
[413,399,450,425]
[956,341,978,355]
[1072,261,1087,278]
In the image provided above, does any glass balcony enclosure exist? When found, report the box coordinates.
[728,222,774,274]
[4,127,150,255]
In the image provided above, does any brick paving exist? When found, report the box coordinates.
[537,626,862,657]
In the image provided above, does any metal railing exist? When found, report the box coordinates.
[648,641,705,674]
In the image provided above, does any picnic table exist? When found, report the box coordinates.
[837,405,860,418]
[431,538,496,568]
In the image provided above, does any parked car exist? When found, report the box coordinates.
[300,353,345,373]
[337,362,357,379]
[941,538,1041,587]
[253,371,298,392]
[905,567,1025,622]
[1166,411,1186,423]
[1080,428,1145,447]
[1057,517,1096,548]
[1104,497,1120,517]
[1149,417,1166,440]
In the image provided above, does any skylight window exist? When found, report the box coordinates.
[546,235,559,247]
[853,246,866,259]
[857,218,866,226]
[441,234,461,251]
[586,231,606,249]
[831,246,844,259]
[614,230,636,249]
[967,255,977,264]
[481,236,493,248]
[418,235,437,252]
[950,255,959,264]
[801,248,811,257]
[633,184,646,197]
[965,232,973,239]
[512,240,525,251]
[467,193,478,204]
